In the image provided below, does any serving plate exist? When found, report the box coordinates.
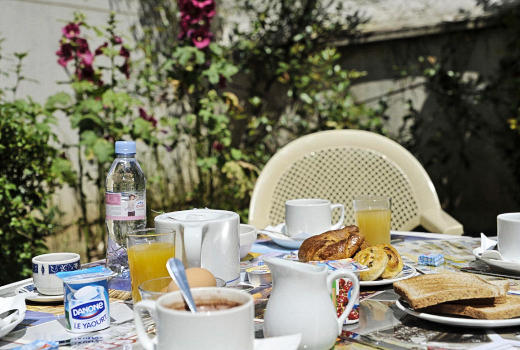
[396,298,520,328]
[360,264,417,287]
[473,248,520,274]
[16,283,63,303]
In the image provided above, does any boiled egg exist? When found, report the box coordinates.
[166,267,217,292]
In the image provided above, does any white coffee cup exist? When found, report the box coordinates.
[134,287,254,350]
[284,199,345,238]
[497,213,520,261]
[32,252,80,295]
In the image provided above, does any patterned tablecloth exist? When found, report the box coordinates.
[1,232,520,349]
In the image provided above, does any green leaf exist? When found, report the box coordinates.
[45,92,71,110]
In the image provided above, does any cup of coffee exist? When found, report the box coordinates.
[32,252,80,295]
[497,213,520,261]
[284,198,345,238]
[134,287,254,350]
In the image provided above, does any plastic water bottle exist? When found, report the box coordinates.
[105,141,146,282]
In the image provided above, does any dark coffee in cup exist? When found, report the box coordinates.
[167,298,241,312]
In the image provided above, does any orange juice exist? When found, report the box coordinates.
[355,209,391,245]
[128,242,175,302]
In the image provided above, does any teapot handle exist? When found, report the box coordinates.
[326,270,360,335]
[183,224,205,267]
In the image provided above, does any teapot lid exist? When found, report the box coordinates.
[161,208,238,223]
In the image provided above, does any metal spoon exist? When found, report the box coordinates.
[166,258,197,313]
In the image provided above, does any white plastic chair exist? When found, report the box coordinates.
[248,130,463,235]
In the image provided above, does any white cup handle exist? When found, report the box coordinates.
[326,270,359,335]
[330,203,345,230]
[183,224,205,267]
[134,300,158,350]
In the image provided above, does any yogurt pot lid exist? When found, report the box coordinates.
[56,266,115,284]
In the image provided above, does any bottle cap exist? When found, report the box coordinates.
[115,141,136,154]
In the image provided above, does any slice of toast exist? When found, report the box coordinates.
[424,295,520,319]
[393,273,505,309]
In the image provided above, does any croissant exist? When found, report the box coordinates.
[298,225,366,262]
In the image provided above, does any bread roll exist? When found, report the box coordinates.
[298,226,365,262]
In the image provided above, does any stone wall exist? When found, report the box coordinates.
[1,0,517,237]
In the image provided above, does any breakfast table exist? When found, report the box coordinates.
[1,231,520,349]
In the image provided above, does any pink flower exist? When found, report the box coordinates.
[188,27,212,49]
[62,23,80,39]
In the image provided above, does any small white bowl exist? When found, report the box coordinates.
[240,224,257,259]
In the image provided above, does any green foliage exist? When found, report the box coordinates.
[0,99,73,283]
[48,12,159,260]
[132,0,387,221]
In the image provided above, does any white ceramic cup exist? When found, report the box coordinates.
[497,213,520,261]
[240,224,257,259]
[134,287,254,350]
[284,199,345,237]
[32,252,80,295]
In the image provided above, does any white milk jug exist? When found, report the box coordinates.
[154,209,240,285]
[263,257,360,350]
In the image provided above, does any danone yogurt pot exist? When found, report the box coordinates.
[282,253,367,324]
[56,266,115,333]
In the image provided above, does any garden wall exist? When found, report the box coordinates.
[1,0,517,239]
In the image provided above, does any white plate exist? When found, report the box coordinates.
[473,248,520,274]
[16,283,63,303]
[396,299,520,328]
[360,264,417,287]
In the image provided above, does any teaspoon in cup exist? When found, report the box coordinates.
[166,258,197,313]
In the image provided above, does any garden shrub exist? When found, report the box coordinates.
[0,99,73,284]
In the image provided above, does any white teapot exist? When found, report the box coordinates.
[154,209,240,285]
[263,257,359,350]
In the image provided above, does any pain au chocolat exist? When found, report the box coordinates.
[298,225,366,262]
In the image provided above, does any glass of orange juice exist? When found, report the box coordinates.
[353,196,391,246]
[127,228,175,302]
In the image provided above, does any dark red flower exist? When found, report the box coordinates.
[73,38,93,66]
[113,36,123,44]
[212,140,223,151]
[178,0,215,49]
[95,42,108,56]
[76,64,95,81]
[119,60,130,79]
[119,46,130,58]
[62,23,80,39]
[56,42,74,67]
[138,107,158,127]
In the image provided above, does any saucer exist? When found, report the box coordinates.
[16,283,63,303]
[260,226,305,250]
[473,248,520,274]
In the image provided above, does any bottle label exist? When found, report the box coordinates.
[105,191,146,221]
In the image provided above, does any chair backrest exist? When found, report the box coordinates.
[248,129,463,234]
